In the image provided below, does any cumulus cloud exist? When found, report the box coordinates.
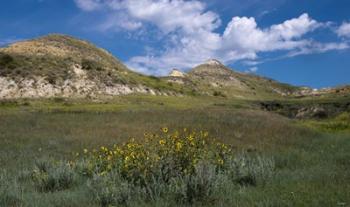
[221,14,320,55]
[246,67,258,73]
[337,22,350,38]
[127,13,332,75]
[98,14,143,31]
[74,0,349,75]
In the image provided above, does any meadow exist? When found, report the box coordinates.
[0,95,349,207]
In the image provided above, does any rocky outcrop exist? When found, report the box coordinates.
[189,60,247,89]
[204,59,223,66]
[260,101,350,119]
[295,107,328,119]
[0,64,170,99]
[0,76,161,99]
[169,69,186,78]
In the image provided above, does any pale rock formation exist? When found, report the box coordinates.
[169,69,186,77]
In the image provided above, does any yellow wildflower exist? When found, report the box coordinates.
[84,149,88,154]
[175,142,183,151]
[101,146,108,152]
[161,127,169,133]
[218,159,224,165]
[125,156,130,162]
[159,139,166,146]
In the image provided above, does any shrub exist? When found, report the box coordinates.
[82,59,103,71]
[226,154,275,186]
[213,91,226,97]
[89,171,136,207]
[0,53,14,66]
[31,160,76,192]
[170,161,222,204]
[30,128,276,205]
[74,128,232,185]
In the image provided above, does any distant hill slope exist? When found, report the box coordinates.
[165,59,301,99]
[0,34,182,98]
[0,34,347,100]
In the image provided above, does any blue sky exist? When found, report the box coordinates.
[1,0,350,88]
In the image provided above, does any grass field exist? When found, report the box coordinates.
[0,95,349,206]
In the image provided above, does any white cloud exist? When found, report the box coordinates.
[337,22,350,38]
[286,42,349,57]
[127,13,329,75]
[74,0,102,11]
[246,67,258,73]
[221,14,319,54]
[75,0,220,33]
[98,14,143,31]
[74,0,349,75]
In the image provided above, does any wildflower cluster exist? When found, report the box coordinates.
[29,128,275,206]
[75,128,232,183]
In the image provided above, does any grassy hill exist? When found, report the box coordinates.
[0,34,306,100]
[186,59,300,99]
[0,34,186,98]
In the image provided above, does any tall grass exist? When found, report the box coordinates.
[0,171,23,206]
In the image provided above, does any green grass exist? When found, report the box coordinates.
[0,96,349,206]
[303,112,350,132]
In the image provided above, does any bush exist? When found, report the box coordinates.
[170,161,223,204]
[0,53,14,66]
[30,128,276,205]
[213,91,226,97]
[31,160,76,192]
[89,171,135,207]
[226,154,275,186]
[75,128,232,184]
[82,59,103,71]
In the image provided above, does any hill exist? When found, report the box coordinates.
[164,59,301,99]
[0,34,182,98]
[0,34,348,100]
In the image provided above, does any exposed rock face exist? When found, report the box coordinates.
[169,69,186,78]
[189,60,247,89]
[0,64,169,99]
[296,107,328,119]
[260,100,350,119]
[204,59,223,66]
[0,76,155,99]
[291,86,350,97]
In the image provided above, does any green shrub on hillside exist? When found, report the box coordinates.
[0,53,14,66]
[82,59,104,71]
